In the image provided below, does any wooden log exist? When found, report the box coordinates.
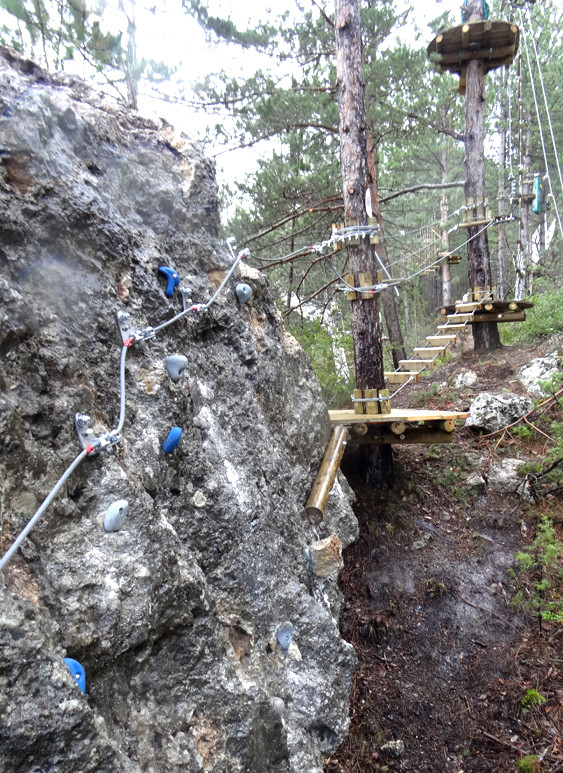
[441,419,455,432]
[509,301,518,311]
[305,425,349,524]
[353,423,368,436]
[471,311,525,323]
[390,421,406,435]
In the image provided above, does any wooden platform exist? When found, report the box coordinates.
[440,299,533,323]
[427,20,520,93]
[329,408,469,445]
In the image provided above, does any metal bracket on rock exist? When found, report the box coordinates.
[116,310,155,346]
[75,413,121,456]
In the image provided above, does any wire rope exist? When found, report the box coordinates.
[0,449,89,572]
[518,7,563,238]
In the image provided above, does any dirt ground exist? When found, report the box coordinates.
[325,335,563,773]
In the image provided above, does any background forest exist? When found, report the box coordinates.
[1,0,562,407]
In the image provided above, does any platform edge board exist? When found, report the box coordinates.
[328,408,470,424]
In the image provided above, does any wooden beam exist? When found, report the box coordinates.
[470,311,525,323]
[352,429,454,445]
[399,359,433,370]
[305,425,349,524]
[413,346,447,359]
[426,335,457,346]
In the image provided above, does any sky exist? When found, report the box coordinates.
[116,0,465,192]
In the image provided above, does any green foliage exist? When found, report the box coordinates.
[521,688,546,709]
[513,516,563,625]
[286,316,354,409]
[501,288,563,345]
[517,755,541,773]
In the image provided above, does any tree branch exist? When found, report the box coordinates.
[379,180,465,204]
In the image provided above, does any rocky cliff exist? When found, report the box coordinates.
[0,48,358,773]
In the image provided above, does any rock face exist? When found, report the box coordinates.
[0,49,358,772]
[465,392,534,433]
[517,353,560,398]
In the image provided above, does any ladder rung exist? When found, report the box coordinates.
[398,359,433,370]
[426,335,457,345]
[437,323,466,331]
[447,313,472,322]
[413,346,447,359]
[384,371,420,384]
[455,301,481,312]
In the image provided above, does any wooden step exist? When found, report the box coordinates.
[384,371,420,384]
[447,313,473,322]
[426,335,457,346]
[455,301,481,312]
[437,323,466,331]
[413,346,447,359]
[398,359,432,371]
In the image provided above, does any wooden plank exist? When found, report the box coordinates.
[384,371,420,384]
[455,301,481,312]
[351,430,454,445]
[413,346,447,359]
[399,359,433,370]
[426,335,457,346]
[329,407,470,424]
[437,323,466,331]
[447,313,473,322]
[345,272,356,301]
[379,388,391,415]
[364,388,378,415]
[359,272,373,300]
[353,388,363,414]
[470,311,526,323]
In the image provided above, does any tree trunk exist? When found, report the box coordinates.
[367,134,407,369]
[464,0,502,352]
[335,0,393,489]
[497,71,508,300]
[515,107,533,300]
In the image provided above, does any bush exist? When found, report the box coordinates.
[501,287,563,345]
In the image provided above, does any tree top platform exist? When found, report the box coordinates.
[427,20,520,78]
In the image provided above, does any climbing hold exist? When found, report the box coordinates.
[235,283,252,304]
[104,499,129,532]
[63,657,86,693]
[276,622,293,652]
[158,266,181,297]
[162,426,182,454]
[165,354,189,383]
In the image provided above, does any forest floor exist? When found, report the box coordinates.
[325,333,563,773]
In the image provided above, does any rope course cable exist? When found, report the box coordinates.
[517,6,563,238]
[0,245,249,571]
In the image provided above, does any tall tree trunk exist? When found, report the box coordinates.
[464,0,502,352]
[515,107,533,299]
[367,134,407,369]
[497,71,508,300]
[335,0,393,489]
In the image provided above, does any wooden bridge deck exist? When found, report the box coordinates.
[329,408,469,445]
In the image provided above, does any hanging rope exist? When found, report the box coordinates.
[518,7,563,238]
[0,245,248,571]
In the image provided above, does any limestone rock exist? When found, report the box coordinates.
[517,353,560,398]
[381,739,405,758]
[465,392,534,433]
[307,533,343,578]
[453,369,478,388]
[488,459,532,500]
[0,49,358,773]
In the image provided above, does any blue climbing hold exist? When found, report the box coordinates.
[235,283,253,304]
[63,657,86,693]
[163,426,182,454]
[104,499,129,532]
[165,354,189,383]
[276,622,293,651]
[158,266,181,297]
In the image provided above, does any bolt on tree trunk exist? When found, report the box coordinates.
[335,0,393,489]
[464,0,501,352]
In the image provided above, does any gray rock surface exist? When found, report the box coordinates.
[517,353,560,398]
[465,392,534,433]
[0,49,358,773]
[453,369,478,388]
[487,459,531,500]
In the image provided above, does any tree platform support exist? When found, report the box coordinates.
[328,408,469,445]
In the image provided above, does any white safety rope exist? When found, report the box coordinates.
[0,246,247,571]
